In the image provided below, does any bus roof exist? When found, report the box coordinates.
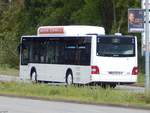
[37,25,105,36]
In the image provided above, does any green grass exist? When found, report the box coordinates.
[0,64,18,76]
[0,82,149,108]
[137,73,144,86]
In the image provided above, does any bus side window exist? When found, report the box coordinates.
[65,44,76,65]
[21,44,29,65]
[47,42,55,64]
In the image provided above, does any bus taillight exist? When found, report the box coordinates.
[132,67,139,75]
[91,66,100,74]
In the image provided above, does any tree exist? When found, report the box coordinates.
[0,0,9,15]
[71,0,102,26]
[100,0,114,33]
[0,0,24,67]
[0,0,141,68]
[111,0,140,34]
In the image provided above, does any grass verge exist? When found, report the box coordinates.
[0,82,150,108]
[137,73,144,86]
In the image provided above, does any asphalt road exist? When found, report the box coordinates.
[0,96,149,113]
[0,75,19,82]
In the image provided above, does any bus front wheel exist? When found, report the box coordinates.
[31,71,37,83]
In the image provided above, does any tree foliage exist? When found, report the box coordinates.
[0,0,140,67]
[71,0,102,25]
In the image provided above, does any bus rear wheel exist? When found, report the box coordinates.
[101,83,116,88]
[110,84,116,88]
[66,72,73,85]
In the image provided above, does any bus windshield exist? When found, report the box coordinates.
[97,36,135,57]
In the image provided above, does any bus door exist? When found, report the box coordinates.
[19,38,30,80]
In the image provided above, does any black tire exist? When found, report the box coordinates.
[66,72,73,85]
[31,71,37,83]
[101,84,107,89]
[110,84,116,88]
[101,83,116,88]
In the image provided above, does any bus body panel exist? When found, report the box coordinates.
[19,65,30,80]
[90,35,138,84]
[28,64,91,84]
[91,56,137,83]
[37,25,105,36]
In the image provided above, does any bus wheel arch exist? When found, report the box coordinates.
[30,67,37,83]
[66,69,73,85]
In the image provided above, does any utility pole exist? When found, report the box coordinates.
[145,0,150,92]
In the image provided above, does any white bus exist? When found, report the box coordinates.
[19,25,138,87]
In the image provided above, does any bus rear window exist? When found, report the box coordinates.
[97,36,135,57]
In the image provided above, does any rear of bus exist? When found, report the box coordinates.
[90,35,138,86]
